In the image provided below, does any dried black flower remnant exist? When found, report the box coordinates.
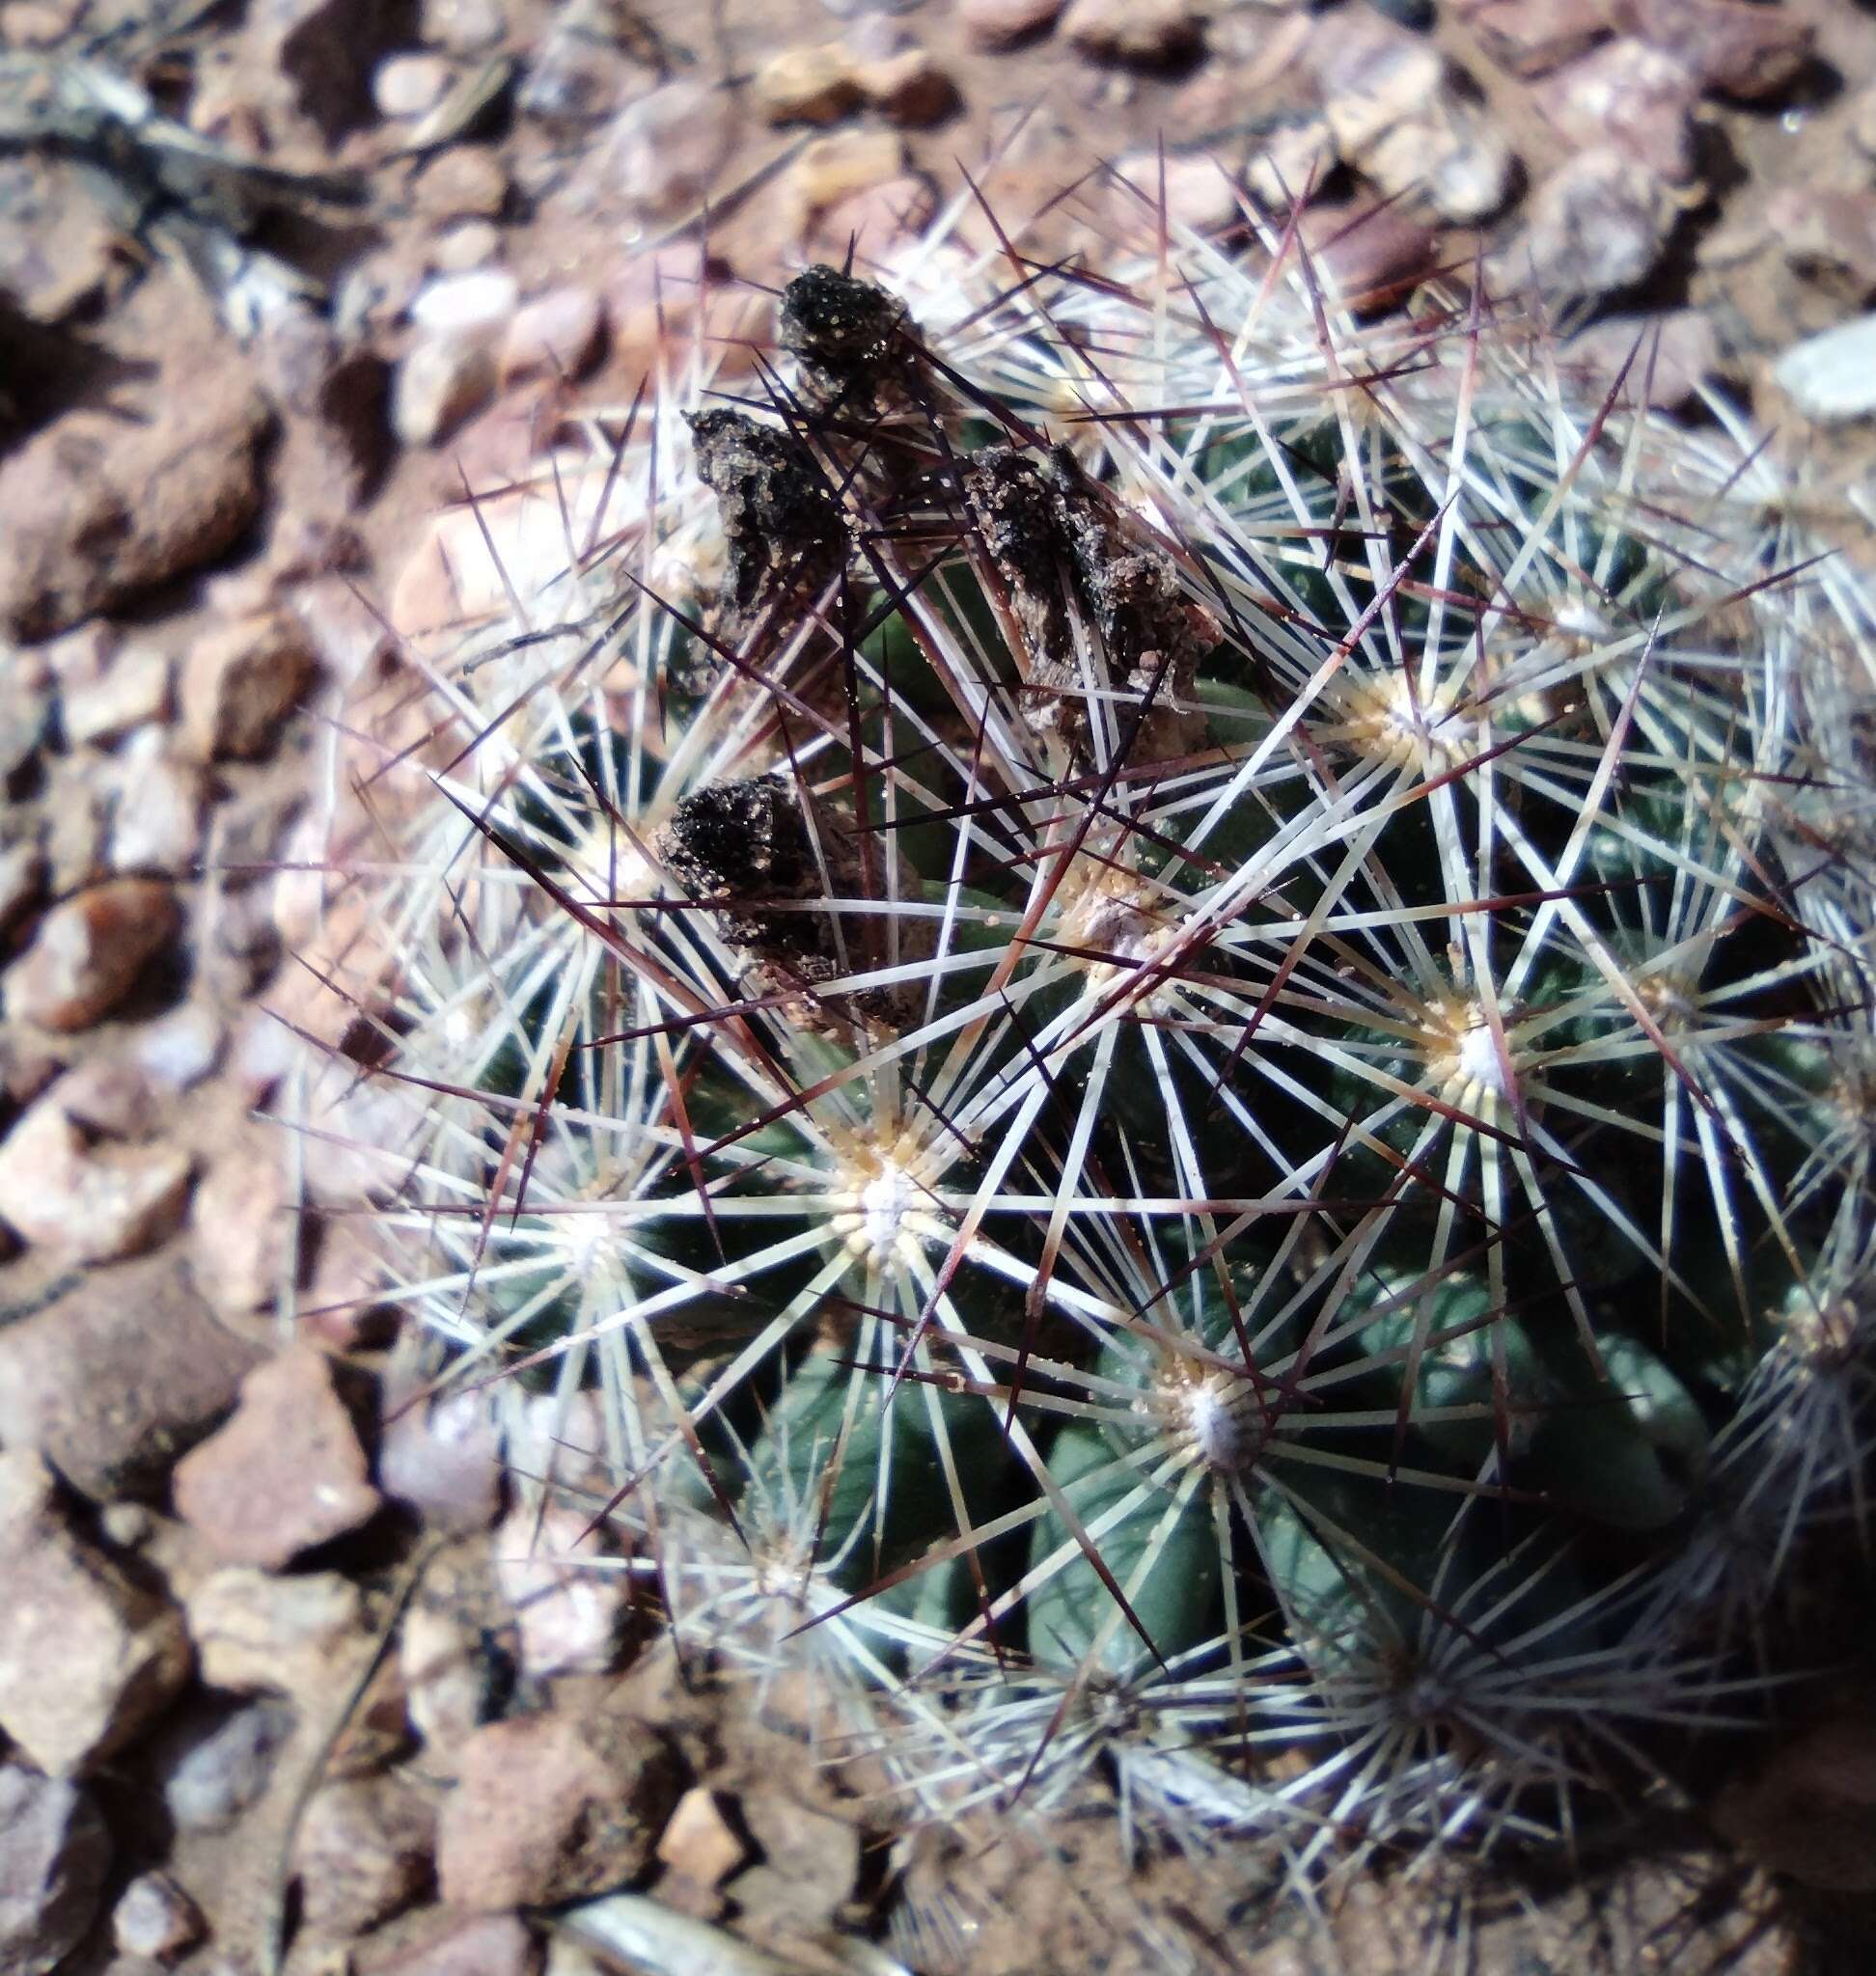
[656,775,926,1032]
[964,444,1213,769]
[778,263,913,420]
[683,409,847,686]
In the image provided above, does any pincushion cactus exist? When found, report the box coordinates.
[300,208,1876,1883]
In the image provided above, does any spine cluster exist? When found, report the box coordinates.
[302,216,1876,1876]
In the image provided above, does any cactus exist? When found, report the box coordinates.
[301,212,1876,1881]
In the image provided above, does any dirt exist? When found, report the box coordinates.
[4,0,1876,1971]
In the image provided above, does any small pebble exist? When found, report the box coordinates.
[113,1871,206,1963]
[958,0,1062,43]
[1773,312,1876,424]
[172,1347,382,1570]
[61,648,170,749]
[375,53,455,121]
[409,267,520,339]
[179,610,318,762]
[1061,0,1201,63]
[755,42,863,125]
[500,287,605,384]
[394,336,498,447]
[155,1697,297,1832]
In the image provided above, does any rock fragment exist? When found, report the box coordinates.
[180,609,319,761]
[1619,0,1812,100]
[1501,147,1676,302]
[500,288,604,385]
[755,43,864,124]
[0,365,269,641]
[294,1779,436,1936]
[1061,0,1200,64]
[5,878,180,1031]
[1769,188,1876,296]
[959,0,1062,45]
[0,1254,262,1499]
[394,335,499,448]
[583,82,735,223]
[173,1347,381,1569]
[0,1452,193,1776]
[0,1078,193,1263]
[1454,0,1611,77]
[379,1385,504,1532]
[155,1695,298,1832]
[0,1766,112,1976]
[61,648,171,749]
[184,1567,367,1695]
[1534,38,1699,181]
[1772,313,1876,424]
[1715,1715,1876,1890]
[730,1792,861,1933]
[108,734,208,877]
[112,1870,207,1962]
[655,1787,749,1887]
[493,1502,628,1678]
[436,1714,682,1908]
[370,1911,538,1976]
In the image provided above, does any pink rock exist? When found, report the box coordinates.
[192,1127,292,1319]
[435,1714,681,1909]
[5,877,179,1031]
[0,1452,194,1776]
[1534,37,1699,181]
[958,0,1062,47]
[500,287,605,385]
[365,1911,537,1976]
[0,1084,192,1263]
[1561,309,1719,410]
[172,1347,382,1569]
[293,1779,436,1935]
[493,1502,627,1677]
[0,1254,262,1499]
[1619,0,1812,100]
[180,610,318,761]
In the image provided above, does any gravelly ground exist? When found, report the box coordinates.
[4,0,1876,1970]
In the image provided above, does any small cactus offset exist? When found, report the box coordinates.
[303,207,1876,1881]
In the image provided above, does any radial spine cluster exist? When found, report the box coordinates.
[301,209,1876,1878]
